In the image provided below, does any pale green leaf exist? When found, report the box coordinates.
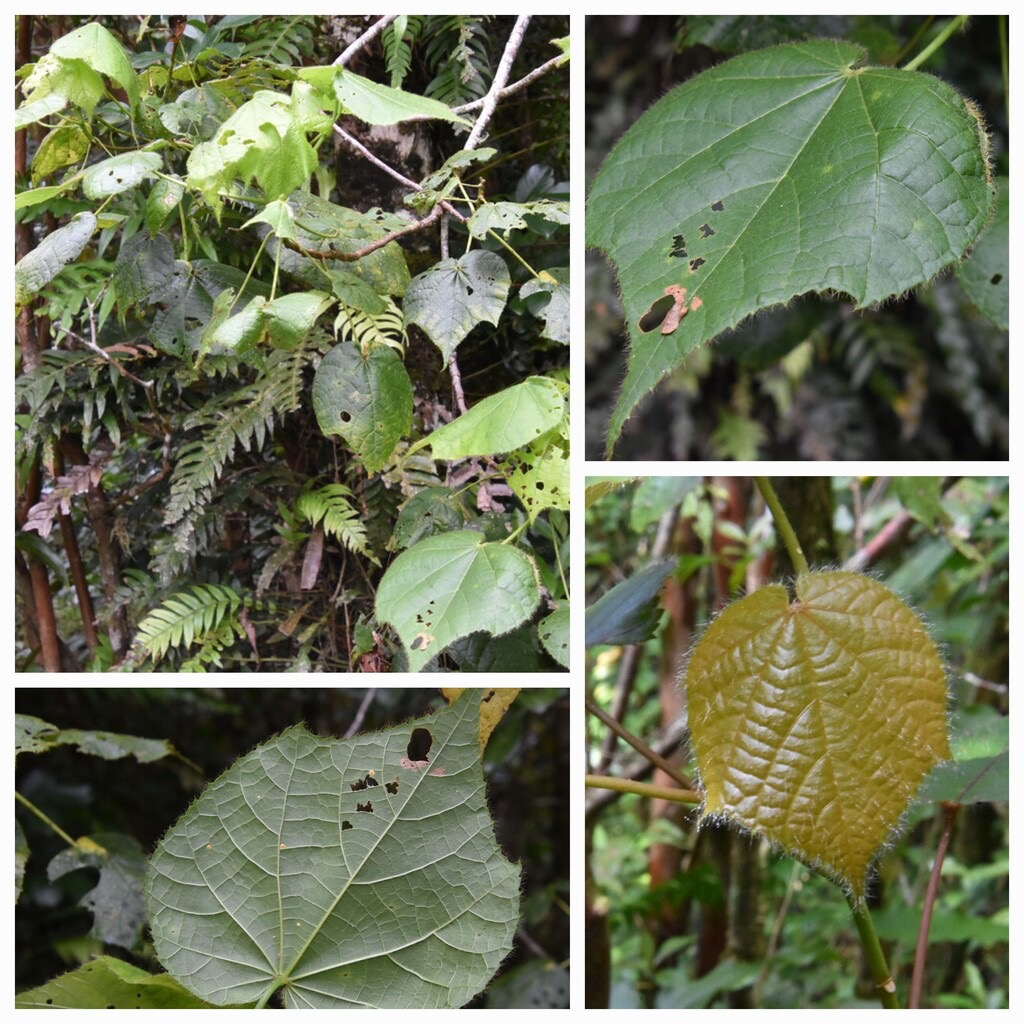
[15,91,69,129]
[145,695,520,1006]
[82,150,162,200]
[49,22,140,110]
[312,342,412,473]
[427,376,565,459]
[376,531,541,671]
[501,423,569,522]
[403,250,511,364]
[468,199,569,239]
[303,66,471,126]
[15,956,217,1009]
[15,212,97,306]
[21,53,105,115]
[684,570,951,897]
[187,90,317,204]
[521,268,569,345]
[242,197,300,241]
[264,290,334,350]
[15,179,82,211]
[587,40,996,451]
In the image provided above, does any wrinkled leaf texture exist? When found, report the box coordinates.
[685,570,950,897]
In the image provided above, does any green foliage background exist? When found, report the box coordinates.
[16,15,569,672]
[585,477,1008,1008]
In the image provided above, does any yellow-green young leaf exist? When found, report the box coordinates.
[15,956,219,1009]
[685,570,950,898]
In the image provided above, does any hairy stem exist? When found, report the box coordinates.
[903,15,968,72]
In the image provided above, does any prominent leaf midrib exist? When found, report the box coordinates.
[279,714,466,988]
[607,75,845,242]
[290,825,504,980]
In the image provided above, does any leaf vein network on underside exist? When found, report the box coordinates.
[283,714,468,979]
[188,786,274,962]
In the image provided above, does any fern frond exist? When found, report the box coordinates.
[294,483,378,565]
[423,16,492,105]
[333,298,406,354]
[237,16,318,66]
[164,335,325,527]
[132,583,242,662]
[382,15,423,89]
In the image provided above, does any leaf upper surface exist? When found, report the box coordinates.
[145,695,520,1007]
[587,40,995,451]
[684,570,950,896]
[376,531,541,671]
[312,342,412,472]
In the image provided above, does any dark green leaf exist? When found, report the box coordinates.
[957,175,1008,329]
[403,250,510,364]
[588,40,995,451]
[312,342,412,472]
[585,559,676,647]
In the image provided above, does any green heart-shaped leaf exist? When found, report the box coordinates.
[587,40,995,452]
[403,250,510,365]
[145,693,520,1007]
[375,530,541,671]
[685,570,950,897]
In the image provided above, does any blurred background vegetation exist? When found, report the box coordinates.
[585,477,1008,1007]
[586,15,1008,459]
[16,687,568,1007]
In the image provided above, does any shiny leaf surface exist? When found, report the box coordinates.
[685,570,950,896]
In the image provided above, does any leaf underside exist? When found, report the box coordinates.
[587,40,995,452]
[684,570,950,897]
[145,694,520,1008]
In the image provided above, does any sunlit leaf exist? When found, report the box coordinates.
[15,957,218,1009]
[376,531,541,671]
[427,376,565,459]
